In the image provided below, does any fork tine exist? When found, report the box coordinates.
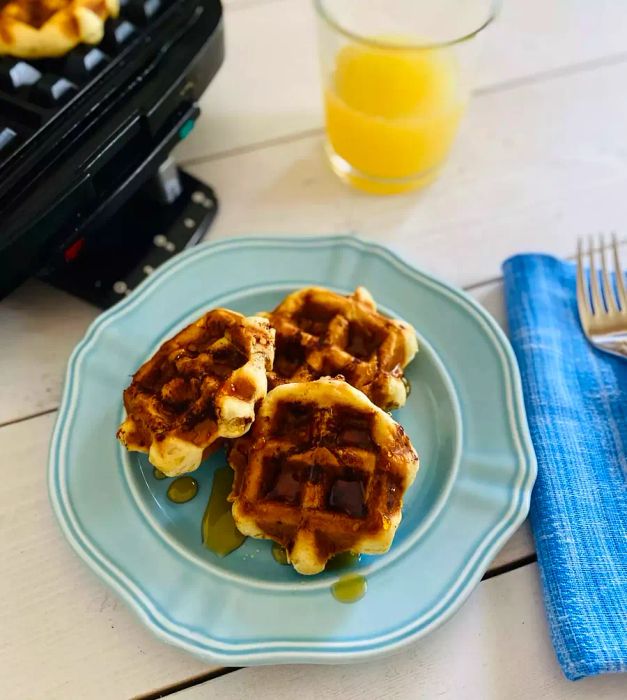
[612,233,627,312]
[577,238,592,326]
[599,234,618,313]
[588,237,603,315]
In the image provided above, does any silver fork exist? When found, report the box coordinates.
[576,234,627,358]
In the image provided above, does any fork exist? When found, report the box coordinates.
[576,234,627,358]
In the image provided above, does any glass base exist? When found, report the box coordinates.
[325,143,441,195]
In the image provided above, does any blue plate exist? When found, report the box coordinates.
[49,236,536,664]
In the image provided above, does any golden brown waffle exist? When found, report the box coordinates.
[264,286,418,410]
[228,378,419,575]
[0,0,119,58]
[117,309,275,477]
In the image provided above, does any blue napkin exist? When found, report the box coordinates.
[502,254,627,681]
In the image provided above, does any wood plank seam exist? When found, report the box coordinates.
[0,406,57,430]
[134,667,242,700]
[179,128,324,168]
[474,48,627,97]
[463,238,627,293]
[482,553,537,581]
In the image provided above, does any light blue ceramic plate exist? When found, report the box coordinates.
[49,236,536,664]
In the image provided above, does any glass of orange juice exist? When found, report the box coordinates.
[314,0,499,194]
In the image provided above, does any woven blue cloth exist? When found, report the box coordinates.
[502,254,627,680]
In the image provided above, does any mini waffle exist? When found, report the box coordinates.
[0,0,119,58]
[117,309,275,477]
[228,378,419,575]
[264,286,418,410]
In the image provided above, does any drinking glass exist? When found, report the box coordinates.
[314,0,499,194]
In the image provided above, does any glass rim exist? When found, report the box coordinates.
[313,0,501,51]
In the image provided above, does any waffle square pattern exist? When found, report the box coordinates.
[118,309,275,477]
[265,286,418,410]
[229,378,419,574]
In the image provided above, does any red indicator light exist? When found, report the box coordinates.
[64,237,85,263]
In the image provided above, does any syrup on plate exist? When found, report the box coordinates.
[166,476,198,503]
[201,467,246,556]
[331,574,367,603]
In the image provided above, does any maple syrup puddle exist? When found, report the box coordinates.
[202,467,246,556]
[331,574,367,603]
[166,476,198,503]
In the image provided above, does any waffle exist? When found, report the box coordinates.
[228,378,419,575]
[264,286,418,411]
[117,309,275,477]
[0,0,119,58]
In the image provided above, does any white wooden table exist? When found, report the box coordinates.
[2,1,626,697]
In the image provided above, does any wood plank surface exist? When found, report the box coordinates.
[169,563,626,700]
[0,281,98,426]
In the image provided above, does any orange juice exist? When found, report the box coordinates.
[324,41,466,194]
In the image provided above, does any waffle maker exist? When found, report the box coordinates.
[0,0,224,308]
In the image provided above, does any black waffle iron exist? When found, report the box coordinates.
[0,0,224,307]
